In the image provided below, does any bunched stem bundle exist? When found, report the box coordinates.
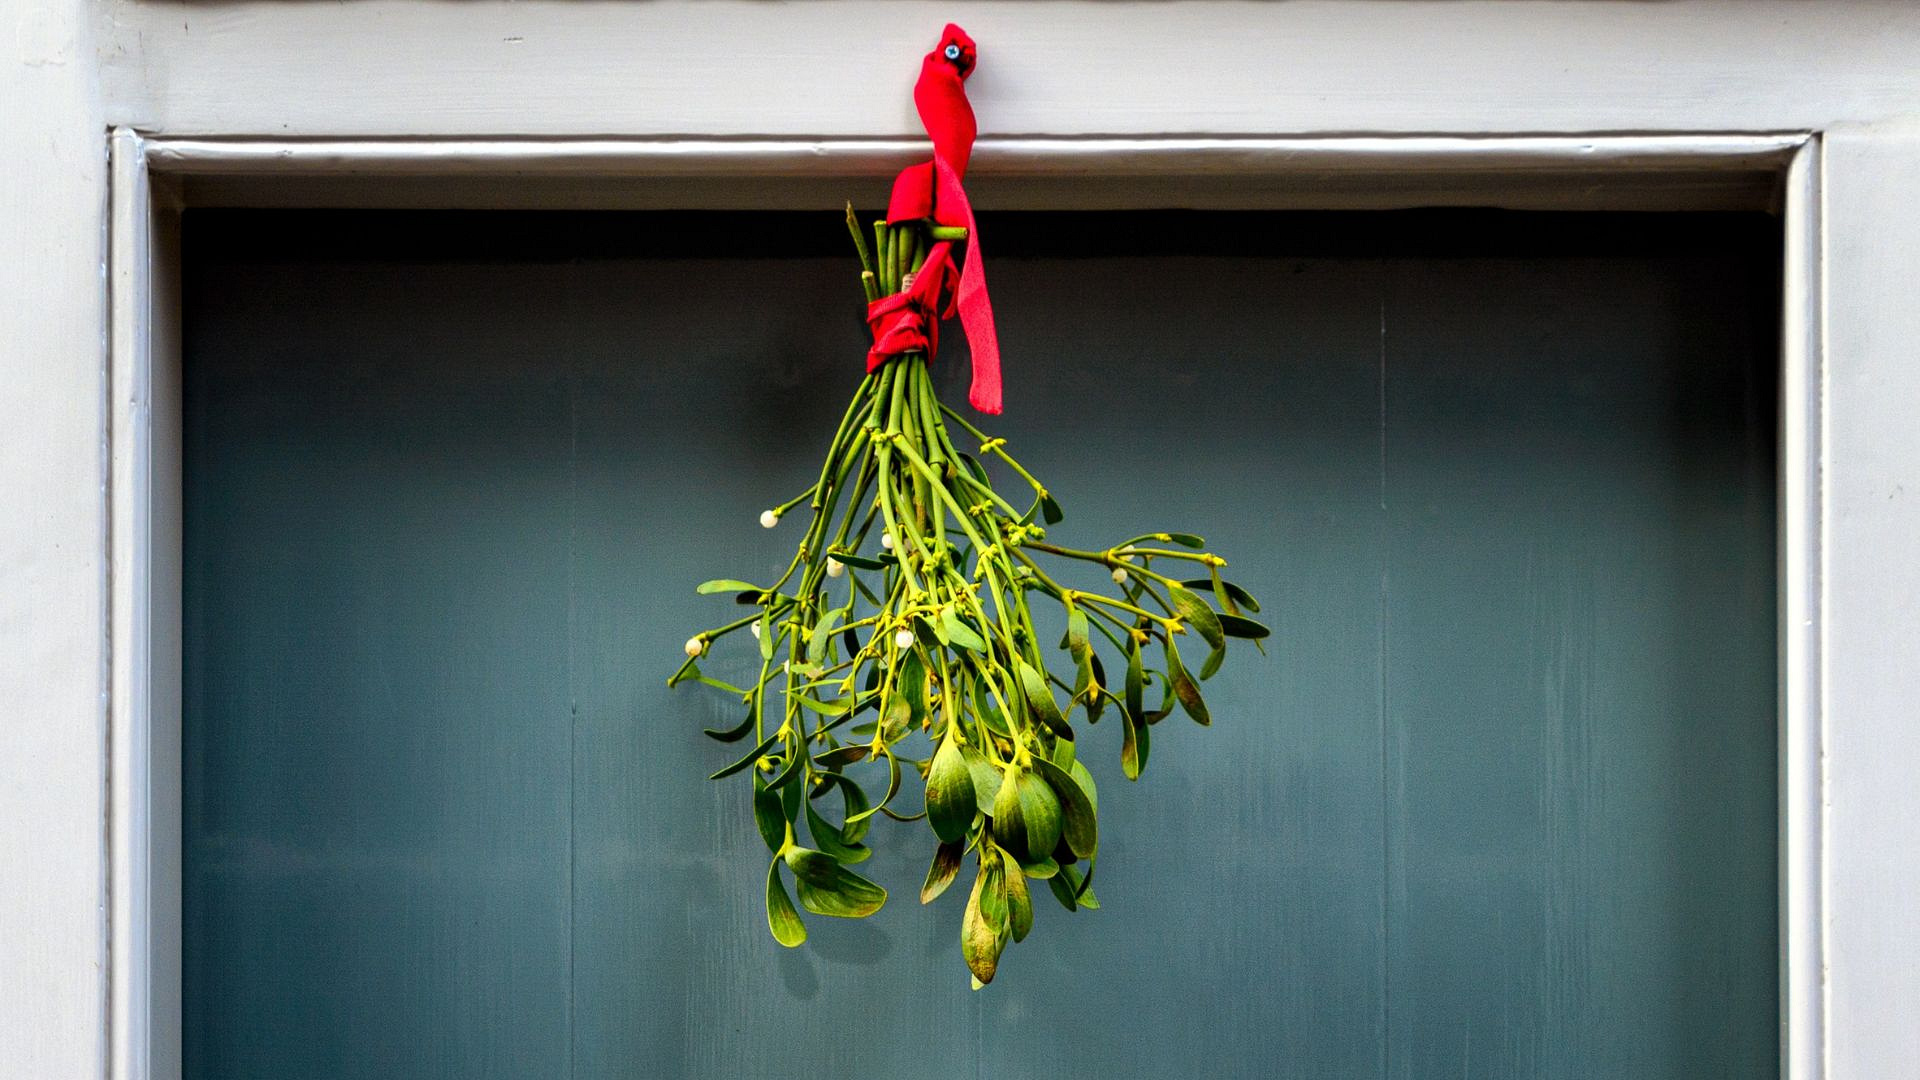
[670,205,1269,986]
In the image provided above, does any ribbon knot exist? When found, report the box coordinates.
[867,242,956,373]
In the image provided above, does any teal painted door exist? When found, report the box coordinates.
[183,210,1778,1079]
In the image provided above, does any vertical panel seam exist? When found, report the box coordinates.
[1377,286,1392,1080]
[567,343,580,1080]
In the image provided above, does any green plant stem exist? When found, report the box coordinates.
[846,202,875,277]
[939,403,1050,499]
[1021,539,1188,588]
[676,203,1257,984]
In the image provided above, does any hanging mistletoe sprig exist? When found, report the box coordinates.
[667,24,1268,987]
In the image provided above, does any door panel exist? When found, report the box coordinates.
[183,209,1778,1079]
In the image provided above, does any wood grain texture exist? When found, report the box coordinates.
[99,1,1920,139]
[180,209,1778,1078]
[1381,256,1779,1079]
[1820,125,1920,1077]
[180,265,583,1076]
[0,2,109,1077]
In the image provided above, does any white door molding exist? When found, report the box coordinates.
[105,129,1835,1080]
[1817,125,1920,1077]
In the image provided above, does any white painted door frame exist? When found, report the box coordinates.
[108,130,1824,1080]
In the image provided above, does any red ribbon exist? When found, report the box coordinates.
[866,241,956,369]
[864,25,1002,415]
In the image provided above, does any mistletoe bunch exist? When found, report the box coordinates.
[669,209,1268,986]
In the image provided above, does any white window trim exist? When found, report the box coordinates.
[107,130,1828,1080]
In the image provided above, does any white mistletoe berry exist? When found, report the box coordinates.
[759,510,780,529]
[1111,567,1130,585]
[749,621,762,640]
[894,627,915,650]
[683,637,704,658]
[826,557,845,578]
[880,531,894,550]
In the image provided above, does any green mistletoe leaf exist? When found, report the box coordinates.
[921,839,964,904]
[925,735,977,844]
[765,860,807,947]
[961,744,1003,815]
[784,848,887,918]
[1000,846,1034,943]
[992,767,1063,866]
[1180,576,1261,614]
[1169,583,1225,653]
[962,861,1004,986]
[1218,612,1271,640]
[941,606,988,652]
[1165,637,1211,726]
[1016,659,1073,741]
[806,795,871,865]
[753,776,787,853]
[711,732,781,781]
[1033,756,1097,860]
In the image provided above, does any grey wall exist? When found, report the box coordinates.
[183,209,1779,1080]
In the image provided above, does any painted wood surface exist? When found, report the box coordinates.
[181,209,1778,1078]
[147,134,1802,216]
[100,1,1920,139]
[0,2,108,1077]
[1820,127,1920,1076]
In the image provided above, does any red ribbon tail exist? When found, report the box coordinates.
[935,157,1001,415]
